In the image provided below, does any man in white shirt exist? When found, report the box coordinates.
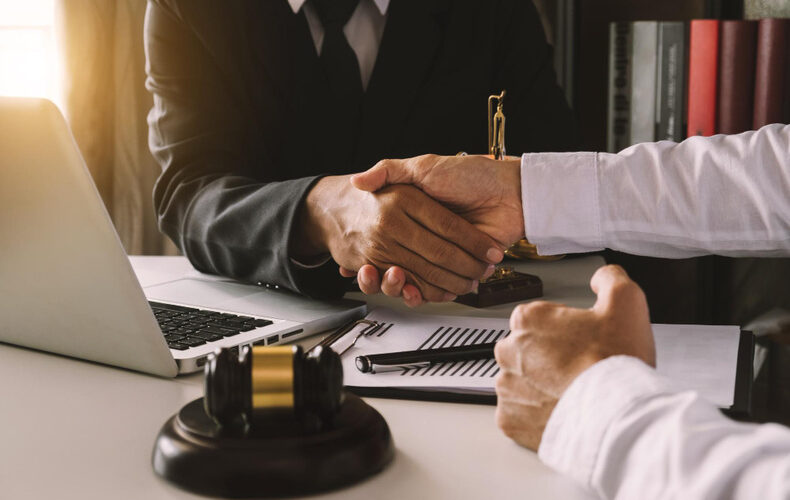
[348,124,790,498]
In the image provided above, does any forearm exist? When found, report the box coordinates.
[154,171,348,298]
[540,356,790,499]
[521,124,790,258]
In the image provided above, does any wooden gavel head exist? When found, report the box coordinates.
[203,345,344,430]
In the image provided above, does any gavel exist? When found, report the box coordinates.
[203,345,344,430]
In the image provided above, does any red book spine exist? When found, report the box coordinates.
[753,19,790,129]
[687,20,720,137]
[717,21,758,134]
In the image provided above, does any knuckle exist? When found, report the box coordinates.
[523,300,554,318]
[440,212,461,234]
[422,266,445,286]
[375,158,394,169]
[494,340,511,365]
[510,303,531,330]
[421,153,439,163]
[609,279,638,301]
[430,240,454,263]
[363,238,386,259]
[375,203,397,224]
[511,301,550,326]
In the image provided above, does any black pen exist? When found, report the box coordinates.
[355,342,496,374]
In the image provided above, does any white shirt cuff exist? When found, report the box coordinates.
[520,152,604,255]
[537,355,671,488]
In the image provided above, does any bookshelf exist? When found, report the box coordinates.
[535,0,790,325]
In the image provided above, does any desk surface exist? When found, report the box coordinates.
[0,255,603,500]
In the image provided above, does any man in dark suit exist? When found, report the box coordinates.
[145,0,576,302]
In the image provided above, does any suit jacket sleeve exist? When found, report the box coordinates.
[144,0,349,299]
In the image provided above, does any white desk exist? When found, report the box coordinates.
[0,256,603,500]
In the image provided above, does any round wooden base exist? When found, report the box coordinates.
[152,393,394,498]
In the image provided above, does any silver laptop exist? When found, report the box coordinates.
[0,97,366,377]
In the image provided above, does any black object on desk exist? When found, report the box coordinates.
[455,267,543,308]
[152,345,394,498]
[356,342,496,374]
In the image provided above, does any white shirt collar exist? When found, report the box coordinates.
[288,0,389,16]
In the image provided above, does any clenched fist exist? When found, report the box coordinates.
[494,265,656,450]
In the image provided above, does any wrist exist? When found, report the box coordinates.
[294,176,341,259]
[502,158,526,241]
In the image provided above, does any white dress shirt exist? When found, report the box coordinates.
[289,0,388,269]
[520,124,790,499]
[287,0,388,91]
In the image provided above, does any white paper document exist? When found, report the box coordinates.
[338,307,742,408]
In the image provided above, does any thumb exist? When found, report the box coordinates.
[590,265,635,314]
[350,159,415,192]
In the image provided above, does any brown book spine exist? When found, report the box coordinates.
[717,21,758,134]
[753,18,790,129]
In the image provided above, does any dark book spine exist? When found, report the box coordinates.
[607,22,632,152]
[717,20,758,134]
[656,22,687,142]
[554,0,577,109]
[753,18,790,129]
[630,22,659,144]
[687,20,720,137]
[705,0,744,19]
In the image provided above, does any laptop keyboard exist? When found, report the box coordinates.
[149,301,273,351]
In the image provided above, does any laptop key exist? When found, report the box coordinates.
[199,326,238,336]
[253,319,273,327]
[165,334,186,342]
[190,331,223,342]
[167,342,189,351]
[181,337,207,347]
[223,317,249,326]
[205,322,242,333]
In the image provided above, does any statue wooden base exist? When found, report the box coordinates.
[455,266,543,308]
[152,393,394,498]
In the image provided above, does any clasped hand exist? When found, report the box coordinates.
[298,173,506,302]
[342,154,526,306]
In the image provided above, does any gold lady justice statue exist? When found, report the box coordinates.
[488,91,560,261]
[455,92,551,307]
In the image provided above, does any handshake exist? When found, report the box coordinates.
[298,154,528,307]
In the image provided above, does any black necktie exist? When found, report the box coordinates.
[311,0,363,164]
[312,0,363,99]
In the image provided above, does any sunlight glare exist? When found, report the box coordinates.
[0,0,60,108]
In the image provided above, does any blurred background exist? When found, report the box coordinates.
[0,0,177,256]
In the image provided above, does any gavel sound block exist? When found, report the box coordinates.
[152,345,394,498]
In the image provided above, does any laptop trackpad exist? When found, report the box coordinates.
[144,278,362,322]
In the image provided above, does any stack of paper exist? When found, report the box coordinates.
[338,307,741,408]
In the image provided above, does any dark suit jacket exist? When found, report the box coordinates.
[145,0,578,299]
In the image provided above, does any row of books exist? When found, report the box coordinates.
[607,18,790,152]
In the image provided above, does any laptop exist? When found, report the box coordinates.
[0,97,366,377]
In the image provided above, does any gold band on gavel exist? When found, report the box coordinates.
[250,346,295,410]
